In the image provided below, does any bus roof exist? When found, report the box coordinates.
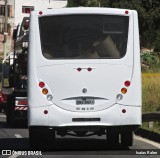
[31,7,136,17]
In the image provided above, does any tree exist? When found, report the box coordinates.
[67,0,99,7]
[88,0,100,7]
[67,0,86,7]
[154,30,160,52]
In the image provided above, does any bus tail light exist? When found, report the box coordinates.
[47,94,53,101]
[121,88,127,94]
[117,80,130,101]
[39,81,53,100]
[39,82,45,88]
[124,80,130,87]
[42,88,48,95]
[117,94,123,100]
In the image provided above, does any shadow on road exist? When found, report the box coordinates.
[0,115,129,153]
[0,118,28,129]
[0,137,129,151]
[0,138,29,150]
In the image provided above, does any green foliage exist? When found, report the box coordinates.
[142,122,160,134]
[141,29,156,50]
[67,0,102,7]
[154,30,160,52]
[67,0,86,7]
[141,52,160,67]
[142,73,160,113]
[88,0,100,7]
[100,0,110,7]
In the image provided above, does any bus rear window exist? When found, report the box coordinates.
[39,15,129,59]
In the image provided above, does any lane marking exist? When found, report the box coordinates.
[134,135,160,149]
[9,155,19,158]
[14,134,23,138]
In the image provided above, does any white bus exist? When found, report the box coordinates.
[28,7,142,147]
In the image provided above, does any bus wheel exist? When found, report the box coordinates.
[121,131,133,146]
[107,130,119,146]
[29,128,39,149]
[29,128,55,149]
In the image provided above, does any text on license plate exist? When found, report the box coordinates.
[76,99,94,105]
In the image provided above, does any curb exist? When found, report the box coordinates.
[135,128,160,143]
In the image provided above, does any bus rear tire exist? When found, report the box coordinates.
[121,131,133,147]
[29,129,39,149]
[107,129,119,146]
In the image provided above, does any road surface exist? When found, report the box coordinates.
[0,113,159,158]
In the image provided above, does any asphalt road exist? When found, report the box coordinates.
[0,113,159,158]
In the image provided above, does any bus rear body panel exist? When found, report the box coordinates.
[36,64,133,112]
[28,8,141,135]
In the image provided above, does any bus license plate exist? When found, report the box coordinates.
[76,99,94,105]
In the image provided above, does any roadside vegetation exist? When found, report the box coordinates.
[142,73,160,134]
[142,122,160,134]
[142,73,160,113]
[141,52,160,72]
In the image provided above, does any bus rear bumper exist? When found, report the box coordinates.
[28,103,142,128]
[29,125,140,137]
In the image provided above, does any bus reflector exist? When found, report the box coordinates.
[87,67,92,72]
[39,82,45,88]
[39,11,43,15]
[125,10,129,14]
[44,110,48,114]
[121,88,127,94]
[77,67,82,72]
[124,80,130,87]
[122,109,126,113]
[42,88,48,95]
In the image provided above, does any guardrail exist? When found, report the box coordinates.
[142,112,160,128]
[135,112,160,143]
[143,112,160,122]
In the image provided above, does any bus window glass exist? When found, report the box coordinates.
[39,15,129,59]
